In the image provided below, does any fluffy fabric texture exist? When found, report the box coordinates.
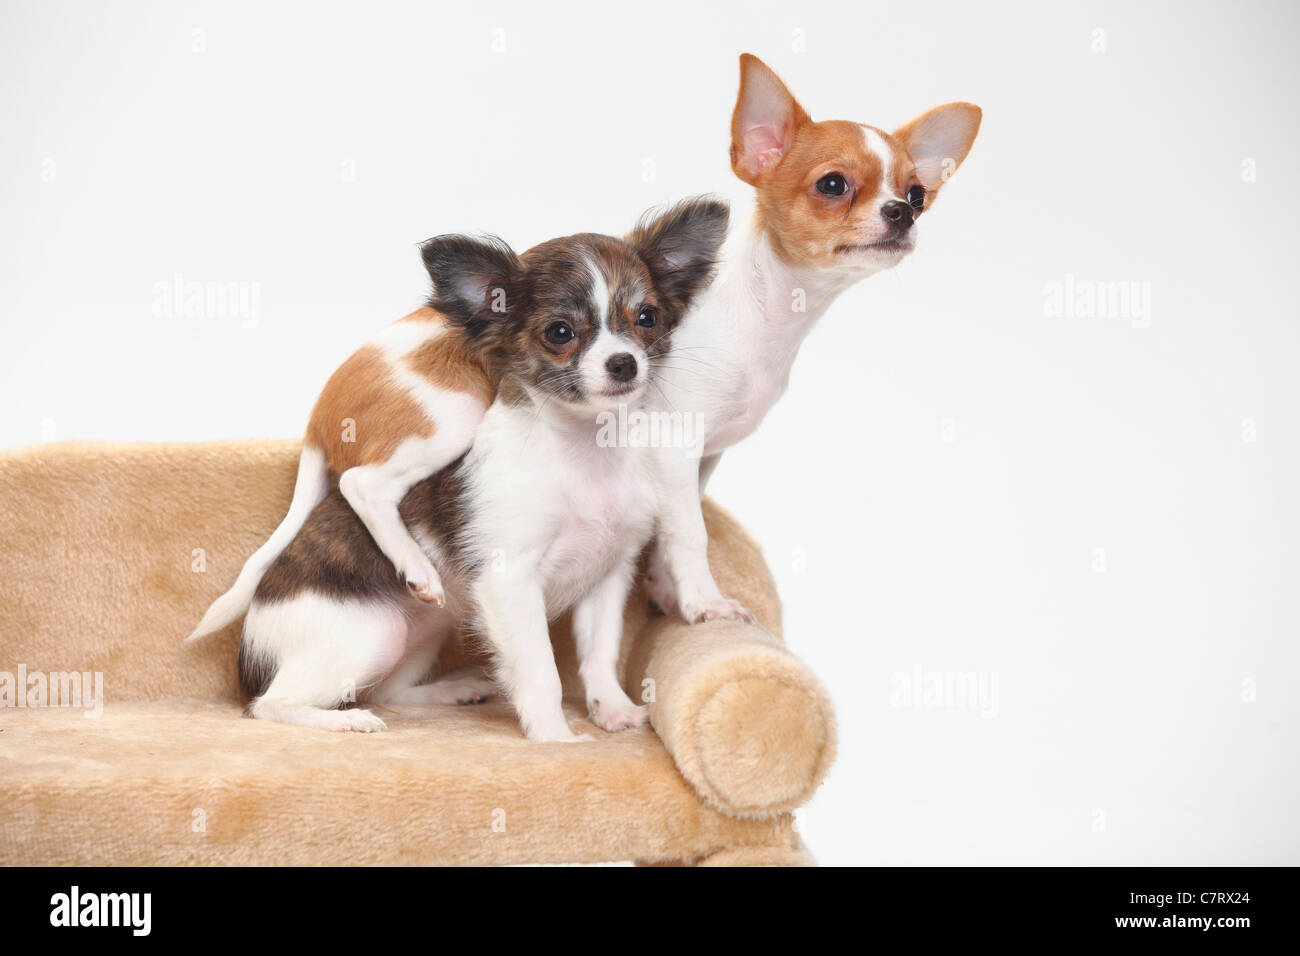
[0,440,835,865]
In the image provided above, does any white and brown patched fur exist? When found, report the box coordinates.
[637,54,983,625]
[226,199,730,740]
[186,291,498,643]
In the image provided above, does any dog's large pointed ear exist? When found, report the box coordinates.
[894,102,982,200]
[421,235,521,346]
[628,197,730,315]
[730,53,812,185]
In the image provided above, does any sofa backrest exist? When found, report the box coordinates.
[0,440,305,702]
[0,440,783,710]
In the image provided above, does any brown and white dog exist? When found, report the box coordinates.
[201,200,729,739]
[638,54,983,624]
[187,260,501,640]
[302,307,494,607]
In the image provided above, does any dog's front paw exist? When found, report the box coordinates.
[440,670,494,705]
[401,561,445,608]
[680,596,756,626]
[589,696,649,733]
[644,569,679,617]
[527,725,596,744]
[328,708,388,733]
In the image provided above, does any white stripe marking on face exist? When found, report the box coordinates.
[860,125,899,199]
[586,256,611,330]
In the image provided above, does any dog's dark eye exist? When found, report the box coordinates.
[544,322,575,346]
[636,307,658,329]
[907,184,926,211]
[816,173,848,197]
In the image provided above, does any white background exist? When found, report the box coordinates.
[3,0,1297,864]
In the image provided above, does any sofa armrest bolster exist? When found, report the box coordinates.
[632,618,836,819]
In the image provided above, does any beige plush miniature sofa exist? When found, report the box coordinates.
[0,440,835,866]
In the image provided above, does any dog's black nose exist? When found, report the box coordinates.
[606,353,637,383]
[881,200,914,229]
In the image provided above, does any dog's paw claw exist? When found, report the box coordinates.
[527,721,597,743]
[681,597,756,626]
[404,574,445,607]
[330,709,387,733]
[644,572,679,617]
[589,699,650,733]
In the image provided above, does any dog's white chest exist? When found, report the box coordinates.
[664,317,794,455]
[537,454,655,611]
[712,361,793,452]
[465,405,657,615]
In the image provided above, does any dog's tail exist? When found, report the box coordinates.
[184,444,329,643]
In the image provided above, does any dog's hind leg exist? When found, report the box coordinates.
[242,593,410,733]
[367,610,493,708]
[338,411,482,608]
[248,698,388,733]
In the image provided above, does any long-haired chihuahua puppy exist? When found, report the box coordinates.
[188,242,501,641]
[235,199,728,741]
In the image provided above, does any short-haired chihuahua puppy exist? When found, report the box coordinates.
[641,54,982,624]
[233,199,728,740]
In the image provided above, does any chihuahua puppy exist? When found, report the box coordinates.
[235,199,728,740]
[186,264,497,644]
[641,54,982,623]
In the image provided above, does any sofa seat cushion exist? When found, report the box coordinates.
[0,697,795,866]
